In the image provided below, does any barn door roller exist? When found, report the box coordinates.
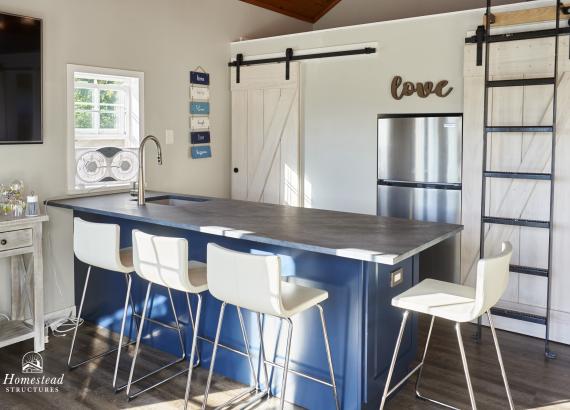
[229,46,377,83]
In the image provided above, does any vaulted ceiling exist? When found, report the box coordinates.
[239,0,342,23]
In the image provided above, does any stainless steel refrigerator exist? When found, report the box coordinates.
[377,114,462,283]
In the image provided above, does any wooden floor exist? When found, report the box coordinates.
[0,317,569,409]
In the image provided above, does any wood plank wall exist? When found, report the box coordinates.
[462,36,570,344]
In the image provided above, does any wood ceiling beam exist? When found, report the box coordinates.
[484,3,570,27]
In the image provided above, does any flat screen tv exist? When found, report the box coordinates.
[0,12,42,144]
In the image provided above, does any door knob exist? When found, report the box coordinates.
[233,168,239,173]
[1,239,7,246]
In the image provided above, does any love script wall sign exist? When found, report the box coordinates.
[391,76,453,100]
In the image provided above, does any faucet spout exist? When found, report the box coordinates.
[138,135,163,206]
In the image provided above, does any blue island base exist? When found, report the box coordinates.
[74,211,418,410]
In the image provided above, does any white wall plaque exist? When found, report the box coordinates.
[190,116,210,130]
[190,86,210,100]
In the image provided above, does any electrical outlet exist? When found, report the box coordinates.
[165,129,174,145]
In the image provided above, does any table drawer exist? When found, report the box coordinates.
[0,229,33,252]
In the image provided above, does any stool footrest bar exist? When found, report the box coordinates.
[196,333,334,388]
[127,365,188,400]
[387,362,423,397]
[119,356,186,394]
[69,339,136,370]
[213,387,259,410]
[132,313,179,331]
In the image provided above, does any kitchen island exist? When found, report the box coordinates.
[47,192,462,410]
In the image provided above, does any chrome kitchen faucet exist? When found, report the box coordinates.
[137,135,163,206]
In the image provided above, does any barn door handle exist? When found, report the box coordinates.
[233,167,239,173]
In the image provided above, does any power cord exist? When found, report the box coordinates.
[46,314,84,337]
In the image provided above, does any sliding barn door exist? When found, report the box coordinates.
[463,36,570,343]
[231,62,300,206]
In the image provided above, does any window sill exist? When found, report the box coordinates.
[66,185,131,196]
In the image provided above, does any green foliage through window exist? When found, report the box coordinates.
[74,76,126,134]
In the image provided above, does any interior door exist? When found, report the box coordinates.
[231,62,300,206]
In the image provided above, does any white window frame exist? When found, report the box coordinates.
[73,76,129,138]
[66,64,144,193]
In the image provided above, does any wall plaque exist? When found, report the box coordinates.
[191,145,212,159]
[391,76,453,100]
[190,101,210,115]
[190,71,210,85]
[191,131,210,144]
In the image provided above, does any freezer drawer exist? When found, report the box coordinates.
[377,184,461,283]
[377,184,461,224]
[378,115,462,184]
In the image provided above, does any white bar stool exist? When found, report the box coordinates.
[380,242,515,410]
[128,229,207,400]
[69,217,142,391]
[203,243,340,410]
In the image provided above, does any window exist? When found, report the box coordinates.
[67,65,143,192]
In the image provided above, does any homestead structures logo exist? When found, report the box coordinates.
[22,351,43,373]
[2,351,64,393]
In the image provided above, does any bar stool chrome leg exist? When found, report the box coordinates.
[414,316,460,410]
[256,312,270,394]
[414,315,434,397]
[456,322,477,410]
[487,311,514,410]
[184,293,203,410]
[167,287,187,358]
[186,293,201,367]
[317,304,340,410]
[202,302,227,410]
[237,307,259,390]
[380,310,409,410]
[112,273,136,390]
[68,266,91,369]
[125,283,188,400]
[280,318,294,410]
[68,266,137,373]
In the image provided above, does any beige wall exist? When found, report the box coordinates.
[314,0,520,30]
[0,0,310,318]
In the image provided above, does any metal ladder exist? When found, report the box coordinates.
[476,0,563,359]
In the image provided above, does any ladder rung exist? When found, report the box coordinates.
[482,216,550,228]
[510,264,549,277]
[487,78,555,88]
[485,126,553,133]
[491,307,547,325]
[484,171,552,180]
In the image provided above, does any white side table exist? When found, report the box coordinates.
[0,214,48,352]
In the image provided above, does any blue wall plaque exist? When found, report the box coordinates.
[190,101,210,115]
[191,131,210,144]
[191,145,212,159]
[190,71,209,85]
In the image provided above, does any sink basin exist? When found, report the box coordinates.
[134,195,210,206]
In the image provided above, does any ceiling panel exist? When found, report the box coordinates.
[240,0,342,23]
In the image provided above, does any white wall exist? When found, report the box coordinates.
[0,0,311,318]
[233,10,485,214]
[231,2,550,215]
[314,0,520,30]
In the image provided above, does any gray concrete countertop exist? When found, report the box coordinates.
[46,192,462,265]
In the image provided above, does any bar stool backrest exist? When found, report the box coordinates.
[472,241,513,320]
[207,243,284,316]
[132,230,194,292]
[74,217,125,272]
